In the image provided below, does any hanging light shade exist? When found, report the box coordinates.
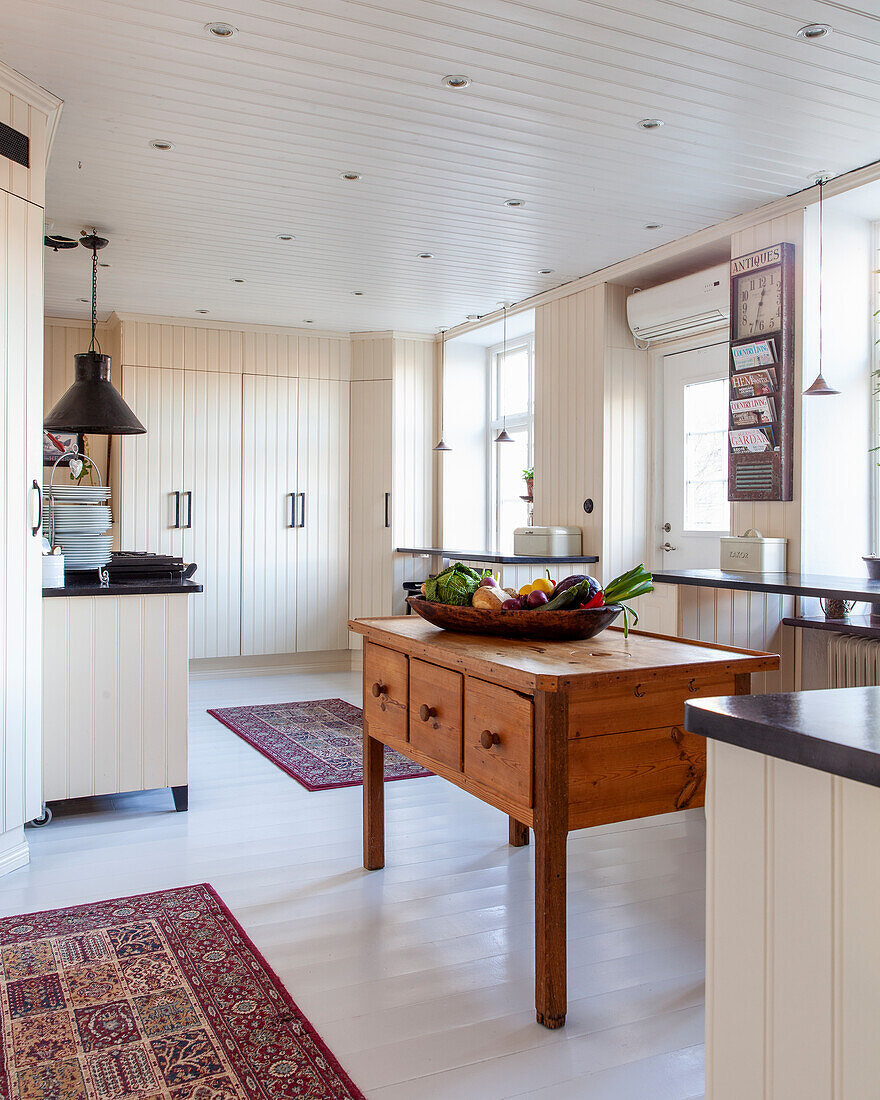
[494,303,515,443]
[44,233,146,435]
[803,177,840,397]
[433,328,452,451]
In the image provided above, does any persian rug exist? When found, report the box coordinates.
[207,698,431,792]
[0,883,364,1100]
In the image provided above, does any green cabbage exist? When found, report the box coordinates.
[424,563,490,605]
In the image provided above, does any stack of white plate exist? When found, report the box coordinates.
[45,484,114,570]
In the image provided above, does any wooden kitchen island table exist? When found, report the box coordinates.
[349,615,778,1029]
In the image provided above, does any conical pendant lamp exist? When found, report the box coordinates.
[44,234,146,435]
[433,329,452,451]
[494,304,515,443]
[803,177,840,397]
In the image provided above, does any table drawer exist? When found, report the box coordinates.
[364,642,408,746]
[568,675,737,739]
[409,659,463,771]
[464,677,534,809]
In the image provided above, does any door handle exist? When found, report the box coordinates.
[661,541,677,552]
[384,492,391,529]
[287,492,296,529]
[31,480,42,536]
[662,522,671,533]
[183,491,193,529]
[171,491,181,529]
[298,492,306,528]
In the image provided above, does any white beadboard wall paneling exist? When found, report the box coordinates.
[348,379,393,649]
[351,333,394,381]
[534,286,605,568]
[42,595,188,800]
[181,370,243,659]
[296,377,350,651]
[240,375,299,657]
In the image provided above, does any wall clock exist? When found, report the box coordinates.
[728,242,795,502]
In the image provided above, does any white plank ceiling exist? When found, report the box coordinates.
[5,0,880,332]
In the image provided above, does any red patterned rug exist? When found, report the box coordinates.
[207,698,431,791]
[0,883,363,1099]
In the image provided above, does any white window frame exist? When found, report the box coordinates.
[486,334,535,551]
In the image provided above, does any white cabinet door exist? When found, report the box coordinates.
[240,375,299,656]
[296,378,350,652]
[181,371,243,659]
[349,379,393,646]
[115,365,186,558]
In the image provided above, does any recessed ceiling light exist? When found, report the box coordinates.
[538,268,554,275]
[194,309,209,314]
[797,23,832,40]
[150,139,175,151]
[231,277,245,283]
[417,252,434,259]
[442,74,471,89]
[303,319,314,324]
[637,118,664,130]
[275,233,295,241]
[339,171,362,181]
[504,198,526,208]
[643,222,663,229]
[352,291,364,296]
[205,21,237,38]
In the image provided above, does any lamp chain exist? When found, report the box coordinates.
[89,244,102,354]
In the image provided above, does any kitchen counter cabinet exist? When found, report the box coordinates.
[349,615,778,1028]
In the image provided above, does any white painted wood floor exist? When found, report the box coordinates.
[0,668,706,1099]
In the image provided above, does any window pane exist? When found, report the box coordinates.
[497,430,530,553]
[683,378,728,531]
[497,347,530,419]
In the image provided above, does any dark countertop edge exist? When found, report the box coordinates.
[43,580,204,598]
[654,569,880,603]
[685,691,880,789]
[783,616,880,640]
[395,547,600,565]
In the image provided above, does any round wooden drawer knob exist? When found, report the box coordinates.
[371,682,386,698]
[480,729,501,749]
[419,704,436,722]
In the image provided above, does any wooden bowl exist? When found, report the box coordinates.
[406,596,622,641]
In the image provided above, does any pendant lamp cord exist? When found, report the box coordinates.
[818,177,823,378]
[502,305,508,432]
[89,244,102,354]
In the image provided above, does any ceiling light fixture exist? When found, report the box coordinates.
[804,175,840,396]
[339,171,362,181]
[44,234,78,251]
[433,329,452,452]
[538,268,554,275]
[45,233,146,436]
[352,291,364,296]
[417,252,434,259]
[149,139,175,151]
[205,21,237,38]
[504,198,526,208]
[494,305,515,444]
[275,233,295,241]
[303,319,314,324]
[231,278,245,283]
[442,75,471,89]
[195,309,210,314]
[637,118,664,130]
[797,23,832,40]
[643,222,663,229]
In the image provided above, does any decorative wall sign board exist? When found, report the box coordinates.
[728,242,795,501]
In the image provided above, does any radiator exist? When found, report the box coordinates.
[828,633,880,688]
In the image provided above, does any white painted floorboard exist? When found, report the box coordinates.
[0,668,706,1098]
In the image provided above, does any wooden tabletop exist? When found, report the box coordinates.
[349,616,779,694]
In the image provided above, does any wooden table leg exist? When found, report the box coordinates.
[509,817,529,846]
[363,727,385,870]
[534,691,569,1029]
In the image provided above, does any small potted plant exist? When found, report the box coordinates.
[522,467,534,498]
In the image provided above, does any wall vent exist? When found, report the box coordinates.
[0,122,29,169]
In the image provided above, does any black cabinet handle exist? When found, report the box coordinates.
[287,493,296,529]
[298,492,306,529]
[31,480,41,536]
[183,491,193,529]
[172,491,181,529]
[384,492,391,529]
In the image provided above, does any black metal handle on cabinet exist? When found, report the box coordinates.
[183,491,193,529]
[31,480,41,536]
[172,491,181,529]
[384,492,391,529]
[287,493,296,529]
[298,492,306,528]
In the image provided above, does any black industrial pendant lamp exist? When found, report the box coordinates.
[44,233,146,434]
[494,304,514,443]
[803,176,840,397]
[433,329,452,452]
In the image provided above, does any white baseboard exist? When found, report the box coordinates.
[0,827,29,878]
[190,650,357,680]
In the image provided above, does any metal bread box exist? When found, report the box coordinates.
[720,529,787,573]
[514,525,582,557]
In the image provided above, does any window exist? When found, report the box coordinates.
[683,377,728,531]
[488,336,534,552]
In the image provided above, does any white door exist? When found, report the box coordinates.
[296,378,350,652]
[240,375,299,656]
[661,342,730,568]
[181,371,243,659]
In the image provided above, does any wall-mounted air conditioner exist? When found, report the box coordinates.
[626,264,729,345]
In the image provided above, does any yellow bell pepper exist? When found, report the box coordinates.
[531,576,554,594]
[518,582,533,596]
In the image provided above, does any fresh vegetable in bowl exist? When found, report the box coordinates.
[424,562,491,606]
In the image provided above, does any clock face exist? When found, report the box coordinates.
[735,265,783,339]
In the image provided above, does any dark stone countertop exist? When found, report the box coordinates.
[654,569,880,603]
[685,686,880,788]
[43,578,203,598]
[396,547,600,566]
[783,615,880,640]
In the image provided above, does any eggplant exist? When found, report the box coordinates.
[555,573,599,595]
